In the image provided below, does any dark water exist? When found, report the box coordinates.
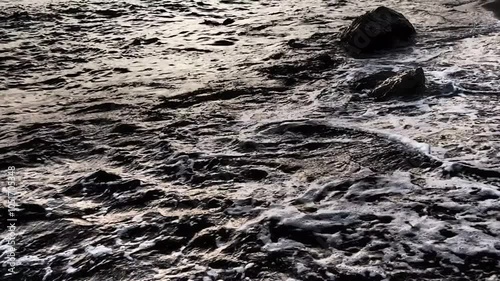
[1,0,500,280]
[483,0,500,19]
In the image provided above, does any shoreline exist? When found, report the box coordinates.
[1,0,500,280]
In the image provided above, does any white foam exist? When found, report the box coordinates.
[66,266,78,274]
[42,266,53,281]
[262,239,305,252]
[85,245,112,257]
[17,255,45,265]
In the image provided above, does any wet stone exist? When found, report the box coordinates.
[94,9,123,18]
[208,258,241,268]
[287,39,309,48]
[350,70,397,91]
[211,39,236,46]
[201,19,221,26]
[111,123,140,134]
[340,6,416,55]
[370,67,426,101]
[81,170,121,183]
[222,18,235,25]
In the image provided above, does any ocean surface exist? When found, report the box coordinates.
[1,0,500,280]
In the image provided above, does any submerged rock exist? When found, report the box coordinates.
[350,70,397,91]
[222,18,235,25]
[287,39,308,48]
[370,67,426,101]
[128,37,160,46]
[83,170,121,183]
[261,53,339,83]
[211,39,235,46]
[340,6,416,55]
[94,9,123,18]
[201,19,221,26]
[201,18,235,26]
[62,170,142,197]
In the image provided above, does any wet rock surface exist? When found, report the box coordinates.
[370,67,426,101]
[1,0,500,280]
[340,6,417,55]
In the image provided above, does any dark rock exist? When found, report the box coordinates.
[60,7,84,15]
[350,70,397,91]
[211,40,235,46]
[40,77,66,85]
[316,53,335,65]
[83,170,121,183]
[113,67,131,73]
[444,162,500,179]
[111,123,139,134]
[143,37,160,45]
[287,39,308,48]
[128,37,160,46]
[262,53,339,81]
[209,258,241,268]
[359,214,378,221]
[340,6,416,55]
[370,68,426,101]
[71,102,128,114]
[222,18,235,25]
[201,19,221,26]
[378,216,394,223]
[130,38,142,46]
[95,9,123,18]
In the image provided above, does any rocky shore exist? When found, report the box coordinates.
[1,0,499,280]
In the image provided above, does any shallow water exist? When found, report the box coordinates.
[1,0,500,280]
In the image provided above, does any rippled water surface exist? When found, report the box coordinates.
[1,0,500,280]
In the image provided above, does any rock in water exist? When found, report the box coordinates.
[222,18,235,25]
[370,67,426,101]
[340,6,416,55]
[350,70,397,91]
